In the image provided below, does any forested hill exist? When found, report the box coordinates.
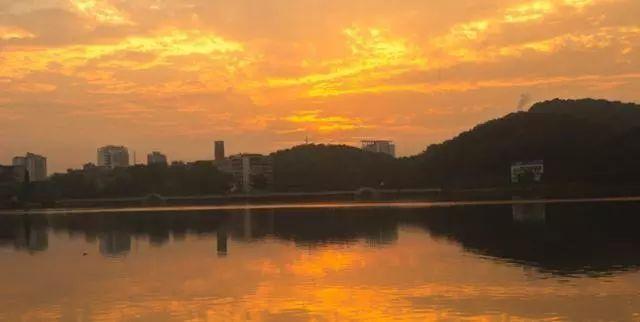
[271,99,640,191]
[416,98,640,188]
[529,98,640,131]
[271,144,417,191]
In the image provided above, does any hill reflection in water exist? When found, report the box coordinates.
[2,202,640,275]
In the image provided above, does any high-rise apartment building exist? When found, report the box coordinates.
[215,141,225,161]
[97,146,130,169]
[147,151,168,165]
[361,140,396,157]
[12,153,47,181]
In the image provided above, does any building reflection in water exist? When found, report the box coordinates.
[512,203,546,224]
[1,203,640,276]
[3,214,49,253]
[99,231,131,257]
[243,208,252,241]
[216,229,228,257]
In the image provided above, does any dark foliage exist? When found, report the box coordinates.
[271,144,418,191]
[46,162,232,199]
[530,98,640,131]
[416,98,640,188]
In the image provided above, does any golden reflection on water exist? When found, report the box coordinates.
[1,205,640,321]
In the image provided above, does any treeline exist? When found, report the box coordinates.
[27,162,232,201]
[271,144,420,191]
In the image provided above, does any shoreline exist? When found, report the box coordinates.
[3,195,640,216]
[6,183,640,214]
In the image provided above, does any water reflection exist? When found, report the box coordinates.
[3,203,640,275]
[512,202,546,223]
[1,202,640,321]
[99,231,131,257]
[0,214,48,253]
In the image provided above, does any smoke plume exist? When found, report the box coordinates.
[517,93,532,111]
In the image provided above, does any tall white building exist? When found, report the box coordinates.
[12,153,47,182]
[361,140,396,157]
[98,146,130,169]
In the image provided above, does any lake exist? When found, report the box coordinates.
[1,201,640,321]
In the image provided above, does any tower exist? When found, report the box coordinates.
[215,141,225,161]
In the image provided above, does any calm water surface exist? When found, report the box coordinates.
[1,202,640,321]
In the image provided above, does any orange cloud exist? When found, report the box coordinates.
[285,110,371,133]
[0,26,35,40]
[266,27,426,98]
[70,0,132,25]
[1,29,245,77]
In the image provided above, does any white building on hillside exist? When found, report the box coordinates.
[361,140,396,157]
[510,160,544,184]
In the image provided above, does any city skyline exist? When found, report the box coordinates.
[1,0,639,172]
[2,139,401,173]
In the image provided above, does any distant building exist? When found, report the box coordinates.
[147,151,168,165]
[0,165,27,184]
[511,160,544,184]
[215,141,225,161]
[97,146,130,169]
[0,165,24,207]
[224,154,274,193]
[362,140,396,157]
[12,153,47,181]
[171,160,186,167]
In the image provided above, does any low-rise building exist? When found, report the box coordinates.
[147,151,168,165]
[362,140,396,157]
[0,165,27,184]
[0,165,26,207]
[511,160,544,184]
[223,154,274,193]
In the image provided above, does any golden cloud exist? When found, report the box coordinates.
[266,27,426,98]
[284,110,371,133]
[70,0,132,25]
[0,29,247,92]
[0,26,36,40]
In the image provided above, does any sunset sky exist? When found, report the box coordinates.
[1,0,639,172]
